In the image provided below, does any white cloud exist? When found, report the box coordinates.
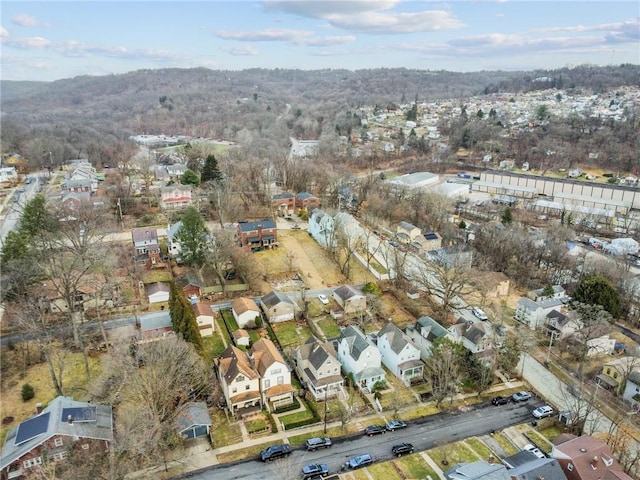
[293,35,355,46]
[3,36,52,48]
[12,14,48,27]
[227,44,259,56]
[216,28,313,42]
[0,27,9,38]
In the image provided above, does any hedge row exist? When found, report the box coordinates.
[273,397,301,414]
[283,397,321,430]
[264,410,278,434]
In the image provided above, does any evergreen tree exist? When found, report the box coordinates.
[201,154,222,184]
[181,169,200,186]
[169,281,185,334]
[175,207,210,268]
[180,295,203,354]
[501,207,513,225]
[573,274,621,317]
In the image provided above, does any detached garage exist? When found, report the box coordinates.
[175,402,212,440]
[146,282,170,304]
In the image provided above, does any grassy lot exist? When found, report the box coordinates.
[465,438,493,460]
[316,317,341,338]
[492,431,520,456]
[210,409,243,448]
[368,462,403,479]
[403,404,441,420]
[271,321,312,347]
[394,454,438,479]
[279,408,316,429]
[0,348,102,444]
[428,440,479,466]
[537,424,564,443]
[216,316,232,349]
[379,373,418,411]
[142,269,171,283]
[247,329,262,343]
[526,429,554,453]
[220,308,239,331]
[202,332,226,361]
[245,418,268,434]
[216,444,265,463]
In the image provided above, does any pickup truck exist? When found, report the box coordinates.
[260,444,292,462]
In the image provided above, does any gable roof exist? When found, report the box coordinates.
[340,325,372,361]
[444,460,509,480]
[398,221,418,231]
[416,315,448,340]
[334,285,364,301]
[238,219,276,232]
[174,402,211,434]
[296,192,317,200]
[553,435,633,480]
[193,302,212,317]
[146,282,170,296]
[168,221,183,240]
[1,396,113,470]
[232,297,260,315]
[504,457,567,480]
[132,227,158,244]
[251,338,287,376]
[297,337,338,370]
[217,346,258,384]
[379,321,415,354]
[272,192,294,200]
[261,291,294,309]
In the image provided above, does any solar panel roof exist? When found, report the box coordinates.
[61,406,97,423]
[15,412,50,445]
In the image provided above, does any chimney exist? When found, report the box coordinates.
[67,414,73,425]
[488,455,495,464]
[591,456,599,469]
[35,403,43,414]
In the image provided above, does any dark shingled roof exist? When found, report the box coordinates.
[334,285,364,301]
[340,325,371,361]
[261,291,294,309]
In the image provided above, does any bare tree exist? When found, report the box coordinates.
[424,338,460,409]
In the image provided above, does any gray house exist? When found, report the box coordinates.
[175,402,212,440]
[260,291,297,323]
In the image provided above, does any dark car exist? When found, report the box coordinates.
[260,444,291,462]
[491,396,509,406]
[301,463,329,479]
[347,454,373,469]
[385,420,408,431]
[305,437,332,451]
[392,443,414,457]
[364,425,386,436]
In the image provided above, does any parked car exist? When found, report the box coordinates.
[291,223,301,230]
[472,307,488,320]
[301,463,329,479]
[260,444,291,462]
[532,405,554,419]
[347,454,373,469]
[364,425,386,436]
[392,443,414,457]
[491,396,509,406]
[523,443,546,459]
[511,391,532,402]
[389,241,399,248]
[305,437,332,451]
[385,420,408,431]
[317,294,329,305]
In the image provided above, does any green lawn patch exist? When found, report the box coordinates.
[428,441,479,467]
[465,437,493,460]
[220,308,239,331]
[271,321,312,347]
[317,318,341,338]
[537,424,564,443]
[202,332,226,361]
[368,462,403,479]
[216,317,232,348]
[245,418,268,434]
[394,454,437,479]
[247,329,261,343]
[279,408,316,429]
[492,431,519,456]
[142,270,171,283]
[210,409,242,448]
[526,430,553,453]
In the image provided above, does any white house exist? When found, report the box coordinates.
[448,318,491,354]
[377,322,424,386]
[333,285,367,315]
[232,329,251,347]
[515,297,564,330]
[146,282,170,304]
[216,346,261,416]
[167,221,183,260]
[159,185,193,210]
[405,315,452,362]
[193,302,215,337]
[622,370,640,408]
[232,297,261,328]
[0,166,18,183]
[293,337,344,401]
[251,338,295,411]
[337,325,385,392]
[260,291,296,323]
[308,209,336,248]
[544,310,583,340]
[527,285,568,302]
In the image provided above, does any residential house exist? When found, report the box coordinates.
[167,221,183,261]
[337,325,386,392]
[65,164,98,192]
[293,337,345,401]
[528,285,569,302]
[139,313,174,341]
[544,310,583,340]
[333,285,366,315]
[471,271,510,298]
[145,282,170,304]
[308,209,336,248]
[131,227,160,259]
[515,297,564,330]
[289,138,319,159]
[159,185,193,210]
[60,191,92,210]
[251,338,295,411]
[377,322,424,386]
[237,219,278,251]
[502,454,568,480]
[61,178,93,194]
[260,291,296,323]
[1,397,113,480]
[595,357,639,392]
[166,163,188,178]
[622,369,640,409]
[272,192,295,217]
[176,274,202,300]
[193,302,214,337]
[215,346,262,416]
[175,402,212,440]
[232,329,251,347]
[396,221,422,244]
[586,333,617,357]
[448,319,492,355]
[232,297,261,328]
[431,244,473,270]
[405,315,451,362]
[0,166,18,183]
[444,460,510,480]
[422,231,442,251]
[551,434,633,480]
[295,192,320,211]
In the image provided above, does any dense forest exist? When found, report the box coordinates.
[1,65,638,169]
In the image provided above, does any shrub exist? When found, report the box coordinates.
[21,384,35,402]
[263,410,278,434]
[273,398,301,414]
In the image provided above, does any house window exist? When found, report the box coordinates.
[264,379,270,389]
[54,437,64,447]
[237,375,245,382]
[245,385,250,390]
[232,387,237,393]
[334,368,338,373]
[53,452,67,462]
[327,370,331,375]
[277,376,283,385]
[567,463,574,471]
[613,372,618,379]
[23,457,43,469]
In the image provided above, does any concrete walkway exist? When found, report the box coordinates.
[420,452,446,480]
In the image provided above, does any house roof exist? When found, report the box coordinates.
[146,282,170,296]
[139,314,172,332]
[261,291,294,309]
[340,325,372,361]
[334,285,364,301]
[353,366,385,383]
[552,435,632,480]
[546,309,568,324]
[176,273,202,288]
[505,457,568,480]
[232,297,260,315]
[168,221,183,240]
[452,319,487,345]
[424,231,441,240]
[132,227,158,244]
[272,192,294,200]
[174,402,211,434]
[416,316,448,340]
[238,219,277,232]
[251,338,287,376]
[379,321,417,354]
[297,337,339,371]
[296,192,317,200]
[398,221,418,231]
[0,396,113,470]
[232,329,250,339]
[193,302,213,317]
[217,345,259,384]
[444,460,509,480]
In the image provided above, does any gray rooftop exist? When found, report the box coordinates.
[261,290,294,309]
[340,325,371,361]
[175,402,212,434]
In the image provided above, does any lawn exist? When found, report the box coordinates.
[202,332,226,361]
[428,440,479,467]
[465,438,493,460]
[245,418,268,434]
[368,462,403,479]
[220,308,239,331]
[379,373,418,411]
[210,409,243,448]
[492,431,520,456]
[537,424,565,443]
[526,430,554,454]
[287,423,359,446]
[394,454,438,479]
[271,321,312,347]
[279,408,317,429]
[316,317,341,338]
[142,269,171,283]
[216,444,265,463]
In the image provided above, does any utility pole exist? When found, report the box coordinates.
[323,388,328,434]
[545,333,554,366]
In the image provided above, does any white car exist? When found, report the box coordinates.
[532,405,554,419]
[472,307,488,320]
[318,294,329,305]
[523,444,546,459]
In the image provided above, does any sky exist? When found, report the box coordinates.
[1,1,638,82]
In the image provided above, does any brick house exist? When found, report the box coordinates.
[237,220,278,251]
[1,397,113,479]
[295,192,320,211]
